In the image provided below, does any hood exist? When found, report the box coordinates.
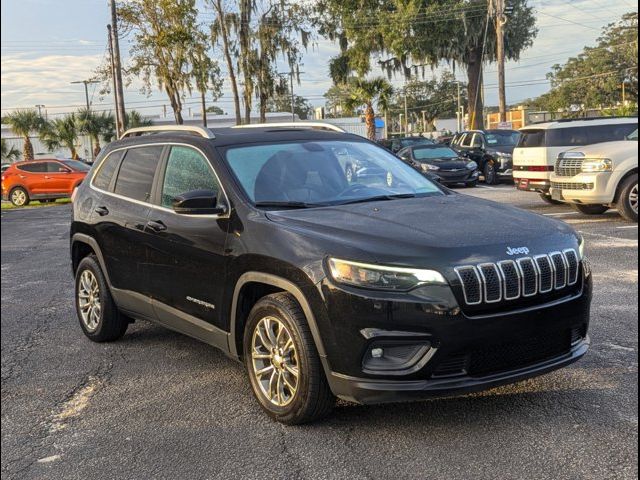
[265,194,579,273]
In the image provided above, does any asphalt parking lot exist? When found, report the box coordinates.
[1,185,638,480]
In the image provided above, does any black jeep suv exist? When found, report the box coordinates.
[70,123,591,424]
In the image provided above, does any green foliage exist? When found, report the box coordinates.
[267,94,313,120]
[206,105,225,115]
[39,115,80,159]
[533,12,638,112]
[324,83,357,117]
[1,139,21,163]
[2,109,45,160]
[76,109,114,156]
[387,71,466,131]
[344,77,394,140]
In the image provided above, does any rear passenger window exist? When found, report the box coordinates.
[114,146,163,202]
[17,162,47,173]
[161,147,219,208]
[93,151,123,191]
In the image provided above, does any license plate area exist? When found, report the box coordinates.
[551,189,564,201]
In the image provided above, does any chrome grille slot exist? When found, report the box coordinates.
[517,258,538,297]
[564,249,579,285]
[478,264,502,303]
[455,249,581,307]
[455,266,482,305]
[498,260,521,300]
[535,255,554,293]
[555,158,584,177]
[550,252,568,289]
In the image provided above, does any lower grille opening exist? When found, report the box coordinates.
[432,329,576,379]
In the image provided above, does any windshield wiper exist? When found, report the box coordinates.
[254,201,326,209]
[334,193,417,206]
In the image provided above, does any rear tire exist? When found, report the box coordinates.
[483,162,499,185]
[572,204,609,215]
[539,193,563,205]
[243,292,334,424]
[75,255,128,342]
[9,187,29,207]
[617,173,638,222]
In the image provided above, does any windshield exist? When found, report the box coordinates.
[224,141,444,207]
[627,128,638,141]
[414,147,459,160]
[62,160,91,172]
[484,131,520,147]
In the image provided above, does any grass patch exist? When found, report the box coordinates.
[1,198,71,210]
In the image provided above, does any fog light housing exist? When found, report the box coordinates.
[362,341,434,375]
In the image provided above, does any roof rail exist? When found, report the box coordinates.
[232,122,347,133]
[120,125,215,140]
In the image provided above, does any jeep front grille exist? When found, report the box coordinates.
[555,158,584,177]
[454,249,580,306]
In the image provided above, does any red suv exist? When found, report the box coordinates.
[1,159,90,206]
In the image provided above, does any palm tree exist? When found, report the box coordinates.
[1,139,21,163]
[125,110,153,129]
[344,78,393,141]
[2,109,45,161]
[76,109,114,157]
[39,114,80,159]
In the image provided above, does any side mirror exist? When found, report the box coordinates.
[172,189,226,215]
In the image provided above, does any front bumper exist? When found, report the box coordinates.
[550,172,616,205]
[318,269,592,404]
[515,178,551,193]
[437,169,479,185]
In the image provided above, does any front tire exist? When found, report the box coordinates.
[10,187,29,206]
[617,173,638,222]
[483,161,499,185]
[572,204,609,215]
[465,179,478,188]
[75,255,128,342]
[243,293,334,424]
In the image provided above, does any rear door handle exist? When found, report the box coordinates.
[146,220,167,232]
[94,206,109,216]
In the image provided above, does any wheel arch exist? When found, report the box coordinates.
[614,167,638,204]
[229,272,330,373]
[71,233,112,286]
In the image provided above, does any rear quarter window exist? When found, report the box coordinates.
[547,124,638,146]
[517,130,545,148]
[93,151,124,191]
[113,146,163,202]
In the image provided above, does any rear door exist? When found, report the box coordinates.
[144,145,230,332]
[16,162,48,194]
[93,145,165,305]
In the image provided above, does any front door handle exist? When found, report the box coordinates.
[94,206,109,216]
[146,220,167,232]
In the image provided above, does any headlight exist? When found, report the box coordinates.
[495,152,512,159]
[327,258,447,291]
[466,161,478,170]
[421,163,440,172]
[581,158,612,173]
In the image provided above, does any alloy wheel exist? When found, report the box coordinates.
[250,316,299,407]
[11,189,26,206]
[78,270,101,332]
[629,183,638,215]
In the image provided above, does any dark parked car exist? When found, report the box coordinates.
[451,130,520,184]
[70,123,592,424]
[379,136,435,154]
[397,144,480,187]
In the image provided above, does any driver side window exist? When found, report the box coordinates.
[161,147,220,208]
[471,134,483,148]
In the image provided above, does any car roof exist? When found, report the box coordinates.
[521,117,638,131]
[109,127,367,150]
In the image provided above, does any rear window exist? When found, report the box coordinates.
[17,162,47,173]
[114,146,163,202]
[93,151,124,191]
[518,122,638,148]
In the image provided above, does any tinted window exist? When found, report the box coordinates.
[93,151,123,191]
[61,160,91,172]
[471,134,483,148]
[546,123,638,147]
[161,147,219,208]
[414,147,459,160]
[484,131,519,146]
[46,162,70,173]
[114,146,163,202]
[461,134,473,147]
[225,141,443,205]
[517,129,546,148]
[17,162,47,173]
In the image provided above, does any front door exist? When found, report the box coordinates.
[44,161,75,194]
[145,145,230,331]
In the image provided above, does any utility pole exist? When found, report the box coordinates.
[493,0,507,123]
[279,70,305,122]
[107,25,121,135]
[35,104,45,119]
[456,81,462,132]
[404,86,409,134]
[110,0,126,136]
[71,80,100,112]
[201,92,208,128]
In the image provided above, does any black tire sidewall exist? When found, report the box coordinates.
[243,297,315,423]
[484,162,498,185]
[618,174,638,222]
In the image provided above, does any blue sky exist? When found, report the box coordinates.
[1,0,636,119]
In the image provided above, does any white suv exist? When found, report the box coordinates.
[549,130,638,222]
